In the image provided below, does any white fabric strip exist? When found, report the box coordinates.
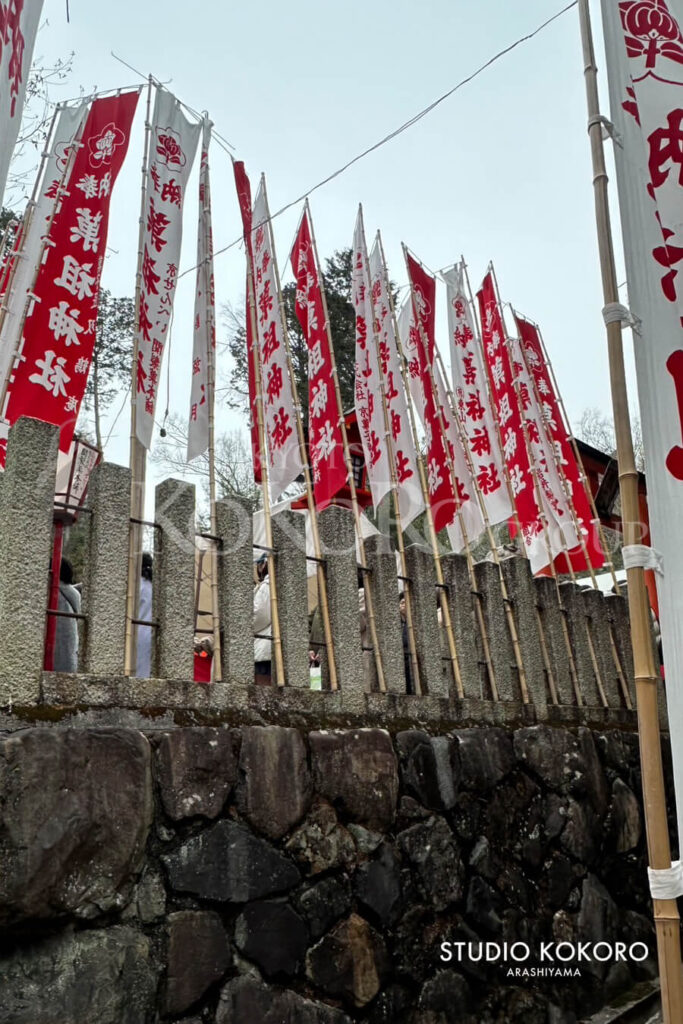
[622,544,664,576]
[648,861,683,900]
[602,302,639,329]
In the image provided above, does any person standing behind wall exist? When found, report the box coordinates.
[136,553,153,678]
[253,555,272,686]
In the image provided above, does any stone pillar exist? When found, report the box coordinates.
[606,591,636,707]
[534,576,575,705]
[500,556,548,715]
[559,582,603,708]
[403,544,448,698]
[440,553,482,699]
[473,561,516,702]
[365,534,405,694]
[153,479,195,680]
[81,462,130,676]
[317,506,364,693]
[582,588,621,708]
[215,496,253,686]
[0,418,59,703]
[271,509,309,688]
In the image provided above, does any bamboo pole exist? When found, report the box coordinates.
[0,104,87,420]
[431,314,530,703]
[402,245,498,700]
[377,233,464,697]
[579,3,683,1016]
[198,118,222,682]
[462,260,561,705]
[305,200,387,693]
[358,211,421,694]
[261,177,339,691]
[125,77,154,677]
[245,234,286,688]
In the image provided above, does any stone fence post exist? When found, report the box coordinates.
[216,495,253,686]
[318,505,364,693]
[154,479,196,680]
[0,418,59,703]
[271,509,309,688]
[364,533,405,694]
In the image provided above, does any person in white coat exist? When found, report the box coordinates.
[253,555,272,685]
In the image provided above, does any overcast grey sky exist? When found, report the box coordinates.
[24,0,634,492]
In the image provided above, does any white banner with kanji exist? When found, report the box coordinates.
[601,0,683,842]
[352,210,391,511]
[0,0,44,205]
[135,87,200,449]
[187,119,215,461]
[368,237,424,528]
[251,179,303,501]
[0,100,88,391]
[444,266,513,529]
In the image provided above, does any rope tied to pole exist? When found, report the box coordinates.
[622,544,664,576]
[602,302,640,332]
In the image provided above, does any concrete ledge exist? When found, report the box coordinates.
[11,672,639,735]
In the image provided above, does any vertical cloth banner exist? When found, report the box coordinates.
[0,100,88,393]
[135,87,200,449]
[232,159,262,483]
[507,326,580,559]
[0,0,44,205]
[477,271,549,572]
[353,209,391,511]
[444,265,513,529]
[187,119,215,461]
[1,91,139,463]
[251,178,303,500]
[368,236,424,527]
[290,207,346,510]
[514,312,605,571]
[601,0,683,843]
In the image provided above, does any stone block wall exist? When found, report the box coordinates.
[0,720,668,1024]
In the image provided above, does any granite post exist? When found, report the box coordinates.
[154,479,196,680]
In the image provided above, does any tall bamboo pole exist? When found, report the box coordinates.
[377,233,464,697]
[431,324,530,703]
[198,118,222,682]
[462,260,561,705]
[358,211,421,694]
[125,77,154,677]
[245,238,286,688]
[261,177,338,691]
[579,3,682,1016]
[305,200,387,693]
[403,245,498,700]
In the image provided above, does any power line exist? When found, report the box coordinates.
[179,0,578,280]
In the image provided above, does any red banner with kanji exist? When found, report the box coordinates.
[514,313,605,572]
[1,90,139,462]
[405,252,457,534]
[233,159,261,483]
[290,207,346,510]
[477,272,548,572]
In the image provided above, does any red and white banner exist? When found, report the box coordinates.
[403,253,458,535]
[368,236,424,528]
[251,179,303,500]
[135,87,200,449]
[353,209,390,511]
[601,0,683,840]
[0,91,139,463]
[232,160,262,483]
[0,0,44,205]
[477,272,549,572]
[514,312,605,572]
[290,207,346,510]
[187,120,215,462]
[444,265,513,530]
[507,327,580,558]
[0,100,88,392]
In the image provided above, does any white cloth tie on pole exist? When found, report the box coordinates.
[602,302,640,332]
[622,544,664,576]
[648,861,683,900]
[587,113,622,146]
